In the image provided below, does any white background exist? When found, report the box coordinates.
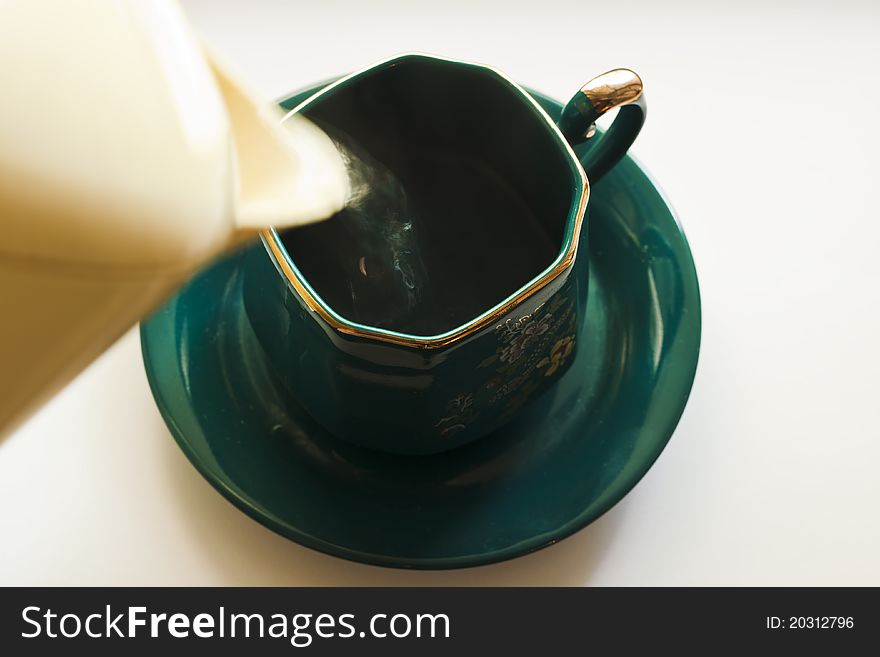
[1,0,879,585]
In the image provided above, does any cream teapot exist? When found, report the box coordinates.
[0,0,348,435]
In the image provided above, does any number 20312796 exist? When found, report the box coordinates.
[766,617,854,629]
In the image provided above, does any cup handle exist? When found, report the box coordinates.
[556,68,646,183]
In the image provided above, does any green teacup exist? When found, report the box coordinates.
[242,53,645,454]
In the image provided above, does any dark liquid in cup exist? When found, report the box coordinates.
[280,140,558,336]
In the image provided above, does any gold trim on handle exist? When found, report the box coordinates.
[581,68,644,116]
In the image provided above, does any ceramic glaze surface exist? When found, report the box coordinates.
[0,1,348,438]
[242,236,584,454]
[283,57,576,335]
[140,86,700,569]
[244,56,601,454]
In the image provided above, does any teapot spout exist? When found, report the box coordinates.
[205,54,349,247]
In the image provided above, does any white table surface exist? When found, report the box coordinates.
[2,0,879,586]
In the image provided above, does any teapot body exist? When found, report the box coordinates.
[0,0,345,435]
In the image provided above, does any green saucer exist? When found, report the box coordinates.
[140,85,700,569]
